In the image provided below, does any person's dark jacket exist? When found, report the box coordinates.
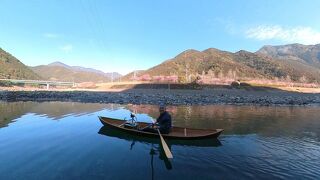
[156,111,172,134]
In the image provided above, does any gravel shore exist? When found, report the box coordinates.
[1,88,320,106]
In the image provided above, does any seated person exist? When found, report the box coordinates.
[143,105,172,134]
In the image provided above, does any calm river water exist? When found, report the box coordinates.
[0,102,319,180]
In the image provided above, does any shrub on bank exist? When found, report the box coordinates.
[0,80,13,87]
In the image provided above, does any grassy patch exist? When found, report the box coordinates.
[0,80,13,87]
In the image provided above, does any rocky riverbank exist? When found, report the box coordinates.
[1,89,320,106]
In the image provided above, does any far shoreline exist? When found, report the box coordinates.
[1,87,320,106]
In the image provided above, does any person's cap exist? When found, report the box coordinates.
[159,104,166,110]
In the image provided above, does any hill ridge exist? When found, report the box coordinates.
[0,48,41,80]
[32,62,122,83]
[123,45,320,83]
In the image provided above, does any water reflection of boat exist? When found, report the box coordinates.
[98,126,222,147]
[98,116,224,140]
[98,125,222,176]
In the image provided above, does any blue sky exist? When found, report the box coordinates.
[1,0,320,74]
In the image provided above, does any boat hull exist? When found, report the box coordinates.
[98,126,222,147]
[98,116,223,140]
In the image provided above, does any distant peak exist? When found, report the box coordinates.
[203,48,220,51]
[182,49,200,54]
[235,50,251,54]
[260,45,273,48]
[48,61,70,68]
[175,49,202,58]
[261,43,306,49]
[48,61,66,65]
[202,48,221,53]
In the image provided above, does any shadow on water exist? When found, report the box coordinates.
[98,125,222,174]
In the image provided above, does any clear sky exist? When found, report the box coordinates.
[1,0,320,74]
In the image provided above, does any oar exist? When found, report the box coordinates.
[151,118,173,159]
[157,129,173,159]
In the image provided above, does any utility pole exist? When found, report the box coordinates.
[185,64,188,83]
[185,51,189,83]
[111,72,114,83]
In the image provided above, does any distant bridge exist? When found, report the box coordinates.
[0,79,76,89]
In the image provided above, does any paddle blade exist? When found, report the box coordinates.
[157,129,173,159]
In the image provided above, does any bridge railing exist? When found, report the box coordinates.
[0,79,76,89]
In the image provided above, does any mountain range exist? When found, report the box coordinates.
[0,48,122,83]
[257,43,320,67]
[1,43,320,84]
[31,62,122,83]
[0,48,40,80]
[124,43,320,83]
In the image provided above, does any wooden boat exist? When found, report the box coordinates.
[98,126,222,147]
[98,116,223,140]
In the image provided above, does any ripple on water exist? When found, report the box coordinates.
[168,135,320,179]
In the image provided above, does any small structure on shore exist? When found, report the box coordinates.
[231,80,241,88]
